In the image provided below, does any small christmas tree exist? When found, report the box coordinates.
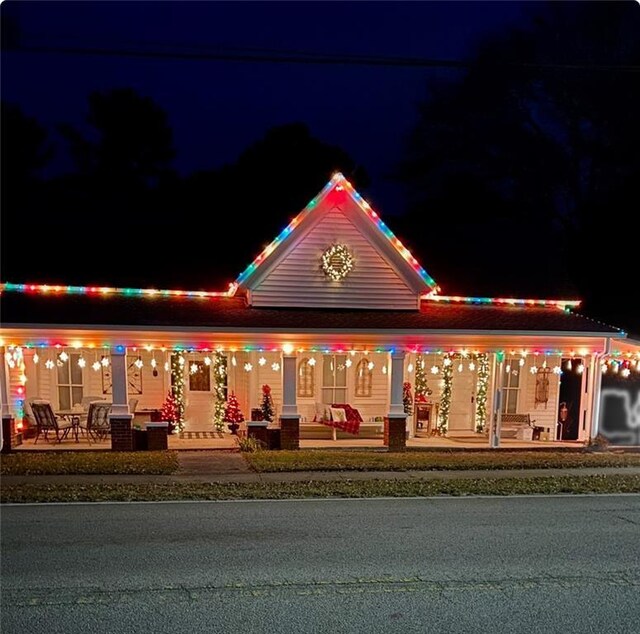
[260,384,275,423]
[160,390,180,434]
[403,381,413,416]
[223,392,244,425]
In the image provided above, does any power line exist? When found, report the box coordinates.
[10,42,640,73]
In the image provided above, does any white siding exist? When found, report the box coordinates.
[251,207,418,309]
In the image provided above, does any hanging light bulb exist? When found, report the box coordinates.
[78,356,86,368]
[231,355,237,367]
[258,356,266,366]
[382,365,387,374]
[134,356,143,369]
[566,359,572,371]
[542,357,548,369]
[457,362,464,373]
[33,352,39,364]
[407,363,414,374]
[271,362,280,371]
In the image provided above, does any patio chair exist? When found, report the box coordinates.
[30,400,75,444]
[81,395,106,410]
[80,401,112,443]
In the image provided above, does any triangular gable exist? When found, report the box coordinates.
[236,173,438,309]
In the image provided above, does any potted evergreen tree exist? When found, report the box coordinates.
[223,392,244,435]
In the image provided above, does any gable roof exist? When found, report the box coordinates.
[235,172,439,296]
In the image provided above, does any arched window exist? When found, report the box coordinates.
[297,358,315,398]
[355,358,372,397]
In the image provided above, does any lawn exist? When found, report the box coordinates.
[0,451,179,475]
[2,474,639,503]
[245,449,640,472]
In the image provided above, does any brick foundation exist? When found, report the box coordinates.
[110,416,133,451]
[145,423,169,451]
[279,417,300,450]
[384,416,407,452]
[247,422,269,447]
[1,416,22,453]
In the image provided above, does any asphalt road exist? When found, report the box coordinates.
[2,495,639,634]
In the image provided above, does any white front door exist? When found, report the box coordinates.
[184,359,214,431]
[449,368,476,432]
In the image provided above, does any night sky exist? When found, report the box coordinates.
[1,1,637,333]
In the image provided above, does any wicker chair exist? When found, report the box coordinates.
[80,401,112,443]
[30,400,75,444]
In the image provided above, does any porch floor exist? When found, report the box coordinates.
[11,432,581,451]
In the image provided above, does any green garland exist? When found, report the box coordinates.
[414,354,432,401]
[170,352,185,432]
[213,351,227,433]
[438,353,453,434]
[475,353,490,432]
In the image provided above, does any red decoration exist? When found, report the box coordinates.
[160,390,179,434]
[223,392,245,423]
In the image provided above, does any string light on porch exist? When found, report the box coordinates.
[438,353,453,435]
[475,354,490,433]
[33,352,39,364]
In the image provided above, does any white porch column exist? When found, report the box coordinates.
[0,347,10,451]
[388,351,406,417]
[109,346,131,417]
[0,347,10,419]
[281,350,299,418]
[589,355,604,440]
[490,353,504,449]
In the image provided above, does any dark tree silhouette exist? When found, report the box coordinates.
[396,2,640,332]
[1,103,53,277]
[179,122,369,289]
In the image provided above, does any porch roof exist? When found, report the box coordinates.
[0,291,623,335]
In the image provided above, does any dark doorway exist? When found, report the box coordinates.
[558,359,583,440]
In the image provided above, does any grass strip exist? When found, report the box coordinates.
[2,474,639,503]
[0,451,179,476]
[246,449,640,473]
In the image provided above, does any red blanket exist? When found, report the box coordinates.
[320,403,362,435]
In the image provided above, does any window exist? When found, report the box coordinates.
[501,358,520,414]
[297,358,315,398]
[355,359,372,397]
[322,354,347,403]
[189,360,211,392]
[57,353,84,410]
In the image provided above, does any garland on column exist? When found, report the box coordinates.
[212,351,227,433]
[414,354,432,402]
[475,353,490,432]
[438,353,453,434]
[402,381,413,416]
[170,352,185,432]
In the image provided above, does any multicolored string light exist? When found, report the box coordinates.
[236,172,439,290]
[422,293,581,310]
[0,282,238,299]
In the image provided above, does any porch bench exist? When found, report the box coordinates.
[300,419,384,440]
[500,414,535,441]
